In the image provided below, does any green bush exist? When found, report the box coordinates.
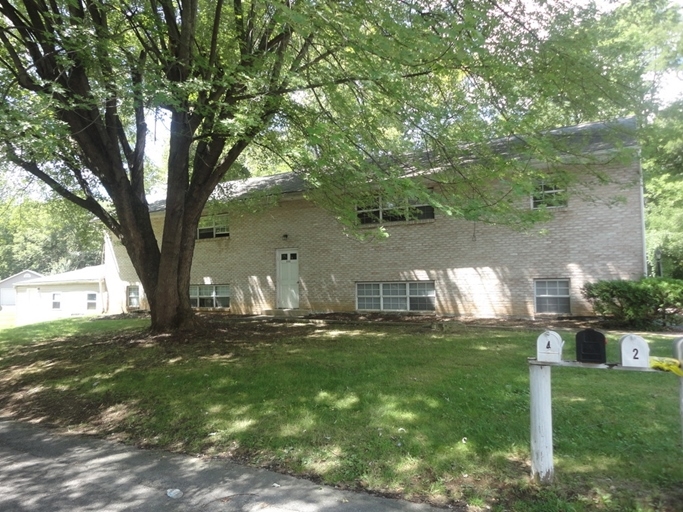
[581,278,683,328]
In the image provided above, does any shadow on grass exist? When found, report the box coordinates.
[0,317,681,510]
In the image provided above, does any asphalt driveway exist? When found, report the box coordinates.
[0,419,444,512]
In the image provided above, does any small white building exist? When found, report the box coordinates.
[0,270,43,308]
[14,265,107,326]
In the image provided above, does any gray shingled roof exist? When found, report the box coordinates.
[219,172,307,197]
[148,117,636,211]
[487,116,637,157]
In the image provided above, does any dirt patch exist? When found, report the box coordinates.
[304,311,607,331]
[105,310,683,334]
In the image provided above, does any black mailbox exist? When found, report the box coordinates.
[575,328,606,364]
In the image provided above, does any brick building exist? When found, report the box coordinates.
[105,119,646,319]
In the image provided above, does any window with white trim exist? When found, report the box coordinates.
[534,279,570,314]
[532,182,567,209]
[190,285,230,308]
[127,286,140,308]
[197,214,229,239]
[86,293,97,310]
[52,293,61,310]
[356,282,436,311]
[357,198,434,225]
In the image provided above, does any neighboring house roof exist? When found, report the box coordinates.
[0,269,43,286]
[148,117,637,212]
[15,265,105,287]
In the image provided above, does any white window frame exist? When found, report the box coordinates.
[197,214,229,239]
[357,197,434,225]
[52,292,61,310]
[86,292,97,310]
[127,286,140,309]
[189,284,230,308]
[531,182,567,209]
[534,279,571,314]
[356,282,436,312]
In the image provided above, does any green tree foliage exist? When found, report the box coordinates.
[643,100,683,277]
[0,199,103,278]
[0,0,662,331]
[621,1,683,277]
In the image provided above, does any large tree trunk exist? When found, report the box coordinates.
[146,220,199,333]
[143,109,201,333]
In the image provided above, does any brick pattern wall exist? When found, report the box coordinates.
[110,161,645,318]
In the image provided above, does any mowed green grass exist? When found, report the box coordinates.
[0,308,16,330]
[0,316,681,511]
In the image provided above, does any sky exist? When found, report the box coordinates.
[656,0,683,105]
[658,71,682,105]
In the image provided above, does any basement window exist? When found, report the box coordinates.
[190,284,230,308]
[356,282,436,312]
[127,286,140,309]
[535,279,570,314]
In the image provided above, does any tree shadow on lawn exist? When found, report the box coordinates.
[0,315,681,510]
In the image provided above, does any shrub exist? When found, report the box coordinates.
[581,278,683,328]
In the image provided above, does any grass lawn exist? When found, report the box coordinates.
[0,315,681,511]
[0,307,16,330]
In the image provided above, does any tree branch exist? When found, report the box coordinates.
[208,0,224,71]
[5,146,122,237]
[233,0,247,60]
[230,69,433,102]
[0,29,42,91]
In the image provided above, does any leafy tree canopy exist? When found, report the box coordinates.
[0,197,103,278]
[643,100,683,277]
[0,0,668,330]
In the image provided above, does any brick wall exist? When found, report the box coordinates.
[109,161,645,318]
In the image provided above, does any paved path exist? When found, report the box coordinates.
[0,419,444,511]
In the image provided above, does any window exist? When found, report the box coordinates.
[52,293,61,310]
[127,286,140,308]
[86,293,97,310]
[197,214,229,239]
[535,279,570,314]
[356,282,436,312]
[189,285,230,308]
[532,182,567,209]
[357,198,434,225]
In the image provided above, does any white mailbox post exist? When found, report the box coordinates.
[619,334,650,368]
[529,334,683,485]
[536,331,564,363]
[674,338,683,361]
[675,338,683,447]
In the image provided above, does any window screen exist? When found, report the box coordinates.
[356,282,435,312]
[535,279,570,314]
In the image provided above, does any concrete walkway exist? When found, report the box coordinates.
[0,419,444,511]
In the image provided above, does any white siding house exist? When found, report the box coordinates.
[0,270,43,308]
[14,265,107,326]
